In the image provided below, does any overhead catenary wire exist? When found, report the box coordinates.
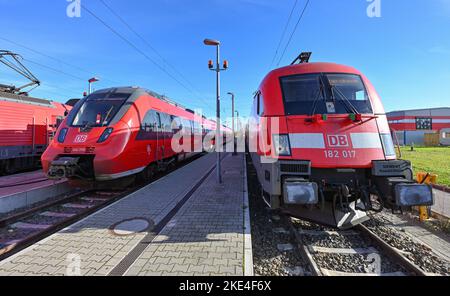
[98,0,204,97]
[269,0,299,69]
[23,58,86,82]
[96,0,215,113]
[20,59,89,99]
[276,0,310,67]
[81,3,214,113]
[0,36,120,85]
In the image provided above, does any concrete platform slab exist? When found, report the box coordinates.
[123,154,248,276]
[0,153,251,276]
[0,171,72,214]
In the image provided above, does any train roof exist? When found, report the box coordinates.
[0,90,54,108]
[257,62,386,116]
[266,62,362,80]
[90,86,190,113]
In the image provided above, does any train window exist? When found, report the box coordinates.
[70,92,131,127]
[258,93,264,116]
[159,113,172,132]
[141,110,160,132]
[55,116,64,128]
[180,118,190,133]
[193,120,201,134]
[326,74,369,101]
[280,73,373,115]
[156,112,162,129]
[171,115,182,131]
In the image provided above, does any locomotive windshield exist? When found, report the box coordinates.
[280,73,373,116]
[70,91,130,127]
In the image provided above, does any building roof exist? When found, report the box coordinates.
[387,107,450,117]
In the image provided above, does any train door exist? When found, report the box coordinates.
[170,115,182,158]
[159,112,172,159]
[154,112,163,161]
[138,109,161,163]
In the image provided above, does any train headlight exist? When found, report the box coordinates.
[283,179,318,205]
[380,133,396,157]
[98,128,114,143]
[273,134,291,156]
[57,128,68,143]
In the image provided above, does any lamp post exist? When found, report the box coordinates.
[88,77,99,95]
[235,110,240,132]
[227,92,237,156]
[204,38,228,184]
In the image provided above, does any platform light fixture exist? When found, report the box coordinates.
[88,77,100,95]
[204,38,229,184]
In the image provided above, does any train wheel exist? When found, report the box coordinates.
[137,164,156,183]
[3,159,14,175]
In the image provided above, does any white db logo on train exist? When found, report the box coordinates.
[327,135,349,148]
[74,135,88,143]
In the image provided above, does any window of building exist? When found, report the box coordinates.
[416,117,432,130]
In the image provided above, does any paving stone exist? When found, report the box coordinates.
[0,154,249,277]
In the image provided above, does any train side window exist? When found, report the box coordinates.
[156,112,163,130]
[193,120,201,134]
[159,113,172,132]
[171,115,182,131]
[258,93,264,116]
[55,116,64,128]
[141,110,160,132]
[181,118,189,133]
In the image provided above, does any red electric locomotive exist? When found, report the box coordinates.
[42,87,221,184]
[0,91,70,174]
[248,53,433,229]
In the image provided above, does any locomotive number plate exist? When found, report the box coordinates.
[324,150,356,159]
[74,135,88,143]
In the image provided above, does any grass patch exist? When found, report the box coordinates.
[398,146,450,187]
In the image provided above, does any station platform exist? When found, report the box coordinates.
[0,153,252,276]
[432,189,450,219]
[0,171,71,214]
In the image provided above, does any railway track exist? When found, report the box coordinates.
[0,189,130,260]
[0,154,207,261]
[287,217,429,276]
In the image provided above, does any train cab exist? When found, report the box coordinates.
[248,53,434,229]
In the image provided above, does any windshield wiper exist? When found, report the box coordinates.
[81,121,94,131]
[309,75,326,116]
[103,106,115,126]
[330,85,359,115]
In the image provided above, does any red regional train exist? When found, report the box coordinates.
[0,91,71,175]
[42,87,227,184]
[247,53,434,229]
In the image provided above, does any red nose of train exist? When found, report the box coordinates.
[284,114,392,168]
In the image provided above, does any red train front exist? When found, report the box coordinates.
[42,87,216,184]
[248,53,434,229]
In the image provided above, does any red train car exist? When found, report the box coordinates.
[42,87,223,183]
[247,53,434,229]
[0,91,70,174]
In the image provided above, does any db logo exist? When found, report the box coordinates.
[327,135,349,147]
[74,135,88,143]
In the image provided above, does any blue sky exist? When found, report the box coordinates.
[0,0,449,120]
